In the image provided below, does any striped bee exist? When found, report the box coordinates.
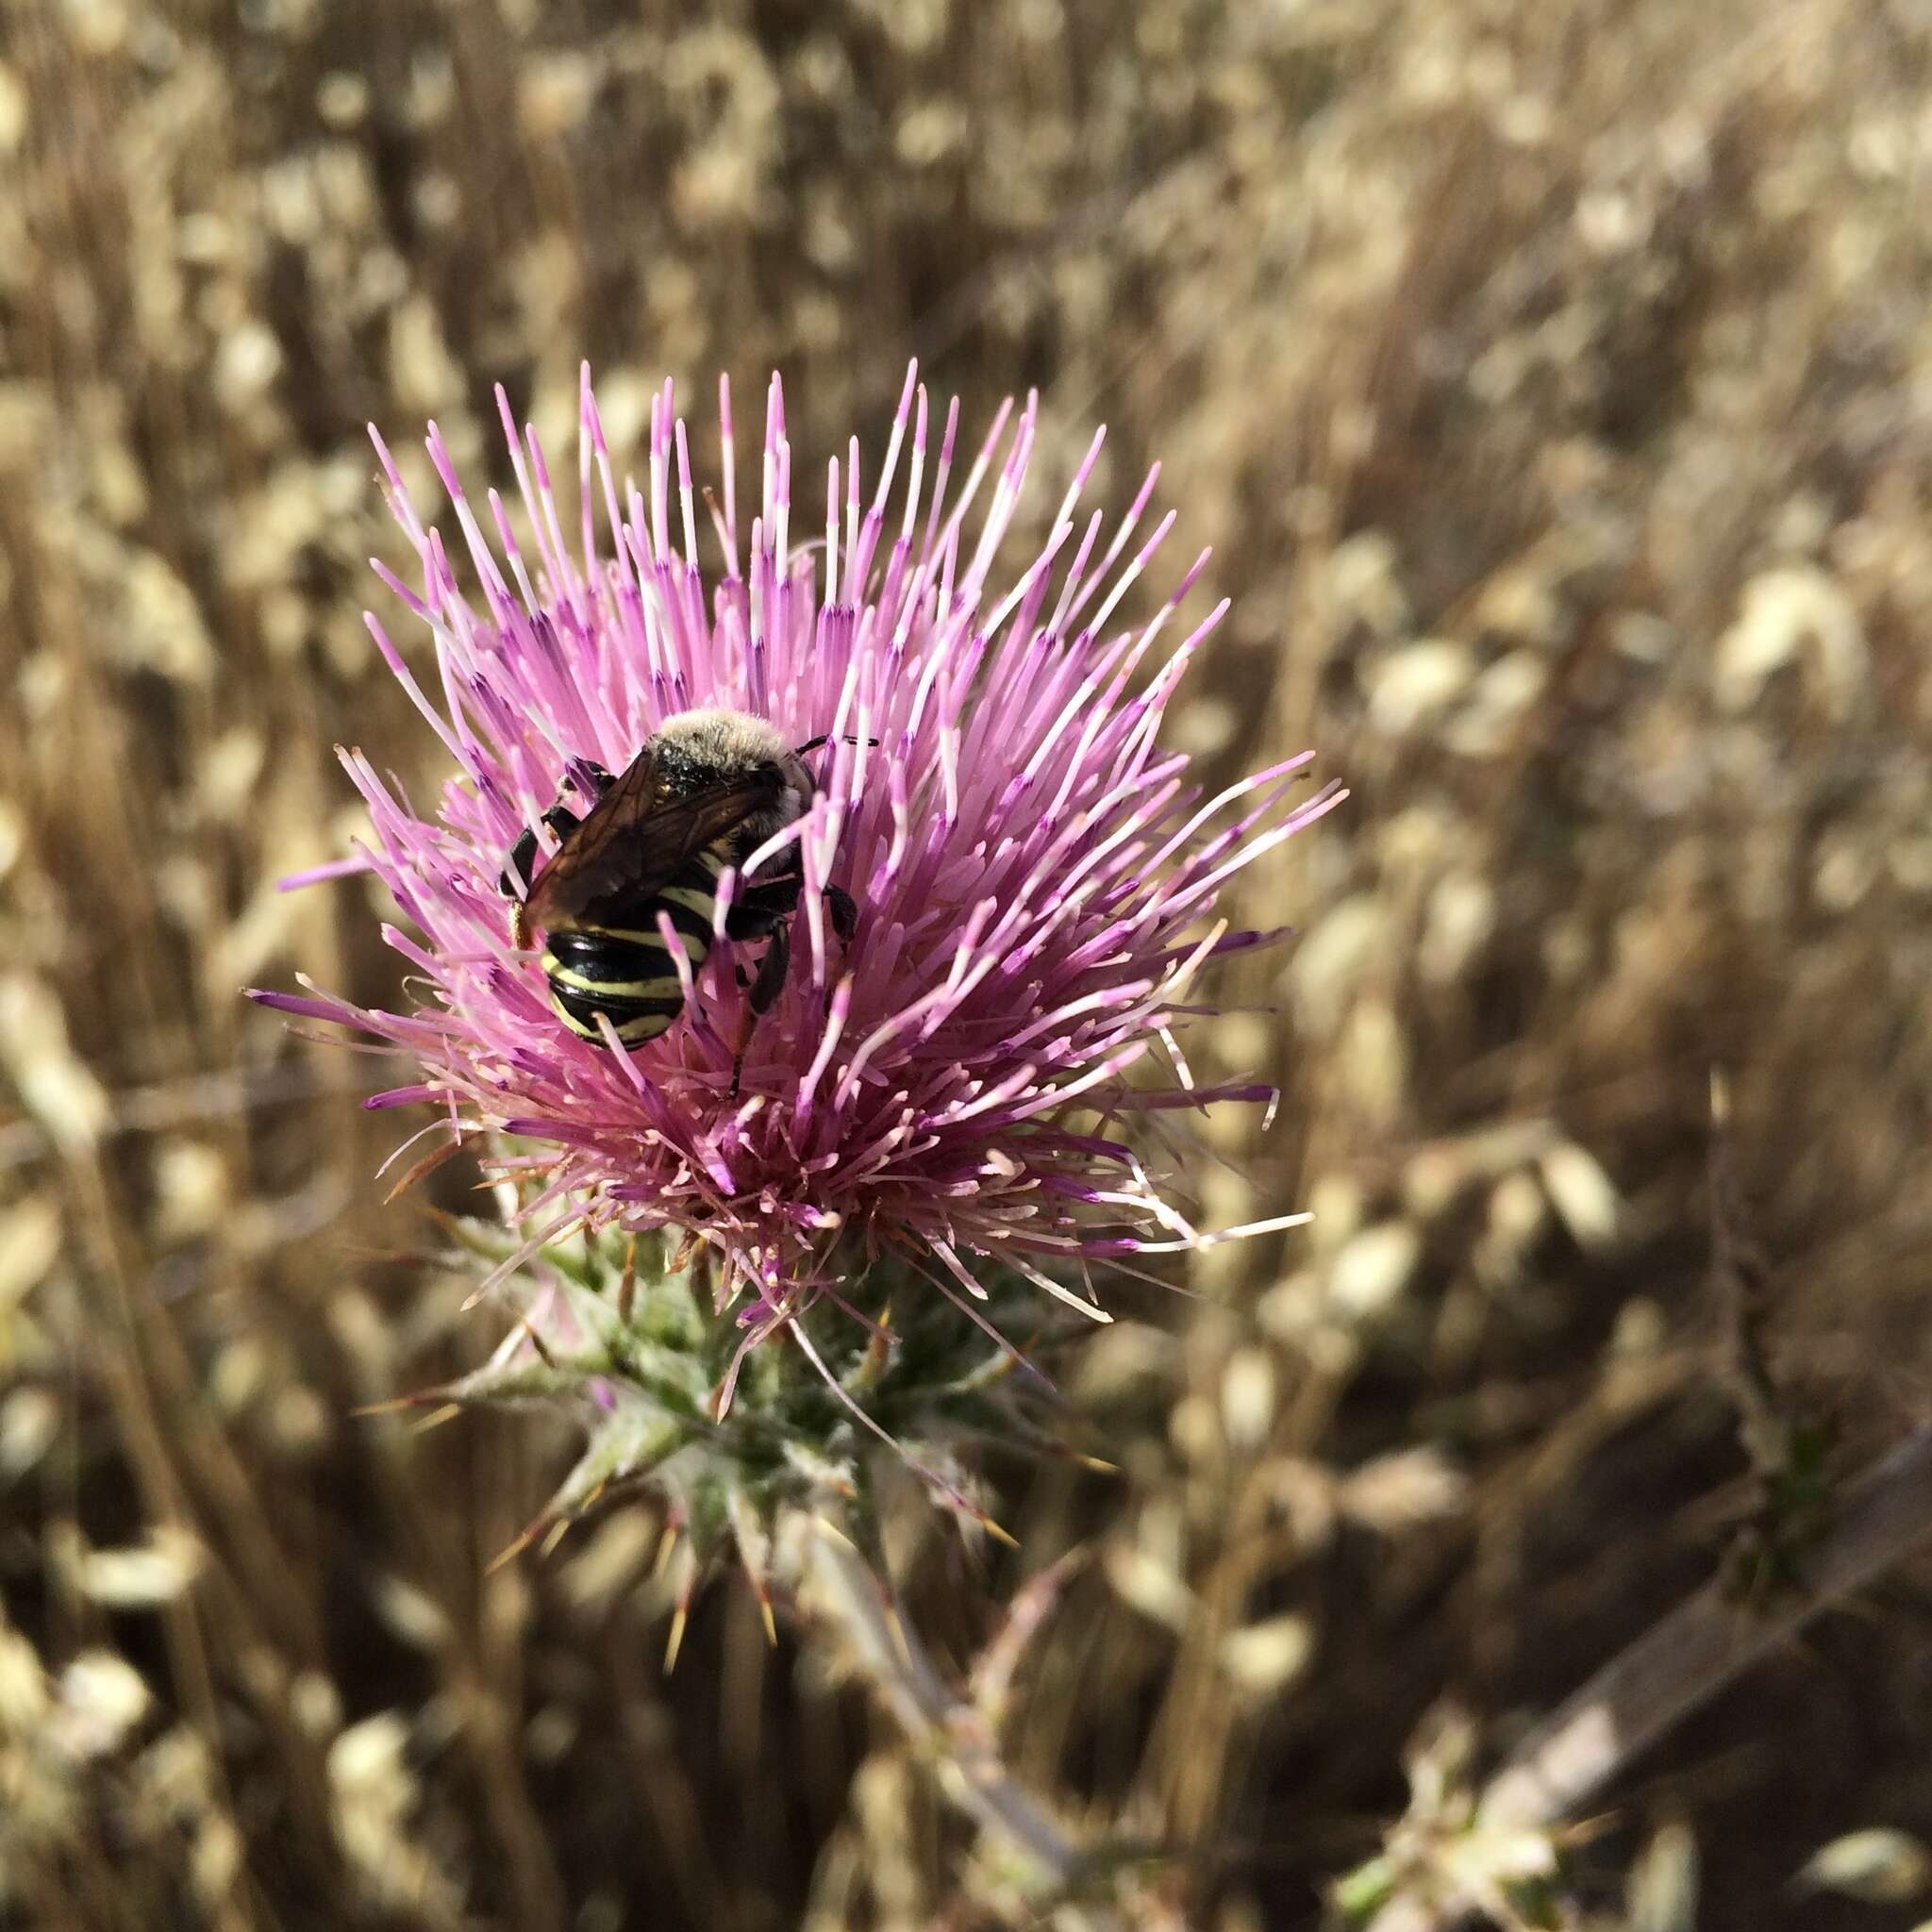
[499,708,857,1085]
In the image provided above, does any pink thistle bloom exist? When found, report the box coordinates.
[257,365,1344,1337]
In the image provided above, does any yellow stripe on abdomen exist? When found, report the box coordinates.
[541,958,686,1001]
[658,885,718,918]
[548,995,676,1045]
[588,925,707,955]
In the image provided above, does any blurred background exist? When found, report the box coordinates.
[5,0,1932,1926]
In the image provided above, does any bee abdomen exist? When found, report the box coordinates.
[541,920,714,1047]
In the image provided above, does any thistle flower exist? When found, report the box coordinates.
[256,365,1341,1557]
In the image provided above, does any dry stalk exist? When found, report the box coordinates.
[1480,1421,1932,1830]
[1366,1422,1932,1930]
[802,1524,1112,1916]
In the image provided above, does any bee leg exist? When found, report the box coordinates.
[498,825,539,902]
[730,923,791,1099]
[748,921,791,1015]
[499,806,581,897]
[825,884,858,949]
[818,887,858,1016]
[499,802,583,944]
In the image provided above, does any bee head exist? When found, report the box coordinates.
[654,707,816,846]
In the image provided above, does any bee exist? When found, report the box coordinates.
[499,708,858,1088]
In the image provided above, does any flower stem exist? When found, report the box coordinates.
[803,1523,1091,1894]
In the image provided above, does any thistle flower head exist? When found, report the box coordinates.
[258,366,1341,1543]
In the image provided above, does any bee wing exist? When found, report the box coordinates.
[523,741,781,928]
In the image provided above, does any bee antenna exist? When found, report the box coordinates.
[795,733,881,757]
